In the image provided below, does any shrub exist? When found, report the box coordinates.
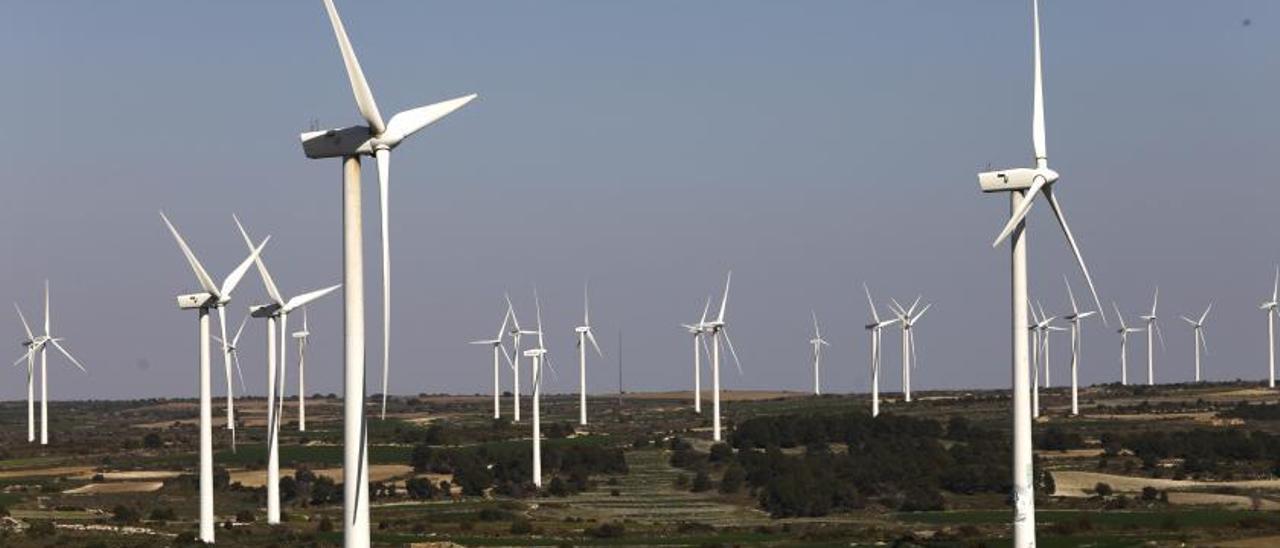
[708,443,733,463]
[148,507,177,521]
[112,504,141,524]
[691,470,712,493]
[548,476,570,497]
[143,432,163,448]
[318,516,334,532]
[1094,482,1113,497]
[586,521,626,538]
[720,464,745,494]
[405,477,437,500]
[236,509,255,523]
[510,518,533,534]
[1141,486,1160,501]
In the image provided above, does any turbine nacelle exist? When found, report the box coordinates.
[300,125,377,159]
[177,292,218,310]
[250,303,284,318]
[978,167,1059,193]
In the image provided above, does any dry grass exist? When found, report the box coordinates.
[0,465,94,479]
[1053,471,1280,498]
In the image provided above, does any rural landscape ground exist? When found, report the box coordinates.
[3,381,1280,546]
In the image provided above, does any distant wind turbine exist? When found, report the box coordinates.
[1181,303,1213,383]
[576,283,604,426]
[292,308,312,431]
[1112,302,1144,386]
[681,297,712,414]
[889,297,930,402]
[1063,278,1097,416]
[808,311,830,395]
[13,286,86,446]
[506,293,539,423]
[469,304,511,420]
[1262,268,1278,388]
[704,272,743,442]
[863,284,899,417]
[1139,287,1165,385]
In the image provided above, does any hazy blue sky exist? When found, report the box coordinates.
[2,1,1279,401]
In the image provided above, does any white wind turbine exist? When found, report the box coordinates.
[681,297,712,414]
[1139,287,1166,385]
[160,212,266,544]
[211,314,251,426]
[23,282,89,446]
[808,311,830,395]
[1063,279,1097,416]
[236,218,340,525]
[976,0,1106,543]
[1181,303,1212,383]
[1036,301,1066,391]
[704,272,743,442]
[469,305,511,420]
[292,308,312,432]
[13,305,39,443]
[863,284,898,417]
[1029,302,1058,418]
[1262,268,1278,388]
[524,290,552,488]
[575,284,604,426]
[505,294,540,423]
[1112,302,1144,386]
[889,297,931,402]
[302,1,476,542]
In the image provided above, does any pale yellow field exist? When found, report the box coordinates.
[63,481,164,494]
[229,464,414,488]
[1053,470,1280,498]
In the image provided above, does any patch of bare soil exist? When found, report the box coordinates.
[1053,471,1280,498]
[230,464,413,488]
[63,481,164,494]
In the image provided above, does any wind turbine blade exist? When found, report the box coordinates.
[384,94,477,142]
[13,351,31,368]
[863,282,881,323]
[910,329,919,371]
[992,175,1047,247]
[500,344,514,369]
[722,329,744,376]
[1028,301,1041,324]
[14,304,34,340]
[285,284,343,312]
[221,236,271,297]
[1273,266,1278,303]
[233,314,248,346]
[889,298,905,317]
[1031,0,1047,163]
[1180,316,1196,326]
[159,212,220,296]
[43,281,50,335]
[812,310,821,339]
[1152,286,1160,315]
[505,292,521,332]
[1155,321,1166,351]
[586,330,603,358]
[699,295,712,326]
[497,305,511,340]
[1199,328,1208,354]
[910,303,931,324]
[1044,187,1106,325]
[534,288,545,349]
[375,147,392,424]
[700,332,713,365]
[320,0,385,133]
[907,296,922,316]
[1199,302,1213,325]
[716,271,732,324]
[233,215,285,306]
[217,307,232,395]
[583,281,590,326]
[50,339,85,373]
[1112,301,1126,330]
[233,351,247,392]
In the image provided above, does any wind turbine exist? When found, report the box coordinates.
[975,1,1105,543]
[524,290,550,488]
[13,305,39,443]
[19,282,89,446]
[469,305,511,420]
[292,308,312,431]
[160,212,266,544]
[1181,303,1212,383]
[704,272,743,442]
[211,314,251,435]
[1029,302,1056,418]
[1262,268,1278,388]
[681,297,712,414]
[1063,279,1096,416]
[505,294,539,423]
[889,297,931,402]
[575,283,604,426]
[1138,287,1165,385]
[808,311,830,395]
[302,1,476,542]
[863,284,898,417]
[1112,302,1144,386]
[236,218,340,525]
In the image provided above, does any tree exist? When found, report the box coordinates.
[112,504,141,524]
[405,477,437,500]
[709,443,733,463]
[143,432,163,449]
[1094,482,1113,498]
[691,470,712,493]
[720,464,745,494]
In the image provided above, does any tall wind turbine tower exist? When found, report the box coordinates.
[300,1,476,543]
[809,311,830,395]
[237,218,340,525]
[576,283,604,426]
[525,291,550,488]
[293,308,312,431]
[1262,268,1278,388]
[681,297,712,414]
[863,284,899,417]
[1112,303,1144,386]
[470,305,511,420]
[889,297,930,402]
[975,0,1106,544]
[1181,303,1212,382]
[1063,279,1097,416]
[1139,287,1164,385]
[161,213,265,544]
[704,272,742,442]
